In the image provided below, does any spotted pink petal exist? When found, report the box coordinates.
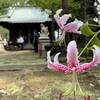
[54,9,71,29]
[48,63,71,74]
[47,41,100,74]
[77,63,92,73]
[67,41,80,69]
[78,45,100,73]
[59,14,71,28]
[63,19,83,34]
[47,51,71,74]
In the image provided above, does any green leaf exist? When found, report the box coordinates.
[80,24,94,37]
[92,36,100,47]
[80,24,100,47]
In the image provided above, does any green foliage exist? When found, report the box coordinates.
[92,36,100,47]
[80,23,94,37]
[29,0,61,15]
[80,23,100,47]
[0,0,61,16]
[0,0,16,15]
[19,0,25,6]
[0,26,9,39]
[0,0,96,21]
[68,0,80,17]
[7,82,23,95]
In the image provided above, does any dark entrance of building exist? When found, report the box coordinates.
[0,7,52,49]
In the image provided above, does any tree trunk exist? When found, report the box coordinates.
[61,0,69,13]
[61,0,71,45]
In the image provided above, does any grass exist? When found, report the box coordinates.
[0,50,99,99]
[0,51,46,65]
[0,69,99,99]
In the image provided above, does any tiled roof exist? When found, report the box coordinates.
[0,7,51,23]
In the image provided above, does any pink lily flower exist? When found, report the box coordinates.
[47,40,100,74]
[54,9,72,30]
[54,9,83,34]
[63,19,83,34]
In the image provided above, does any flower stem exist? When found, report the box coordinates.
[88,24,100,28]
[63,33,67,47]
[77,78,84,96]
[72,72,77,96]
[78,30,100,58]
[59,33,65,45]
[72,72,84,96]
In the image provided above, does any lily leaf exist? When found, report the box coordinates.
[92,36,100,47]
[80,24,94,37]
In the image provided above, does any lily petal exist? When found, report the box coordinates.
[67,41,80,68]
[54,9,63,29]
[47,51,71,74]
[47,51,52,63]
[63,19,83,34]
[92,45,100,65]
[54,52,61,64]
[59,14,71,28]
[56,9,63,15]
[54,9,71,29]
[77,63,93,73]
[48,63,70,74]
[78,45,100,73]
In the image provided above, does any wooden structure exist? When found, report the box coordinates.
[0,7,51,45]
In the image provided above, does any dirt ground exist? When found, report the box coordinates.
[0,68,99,100]
[0,50,99,100]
